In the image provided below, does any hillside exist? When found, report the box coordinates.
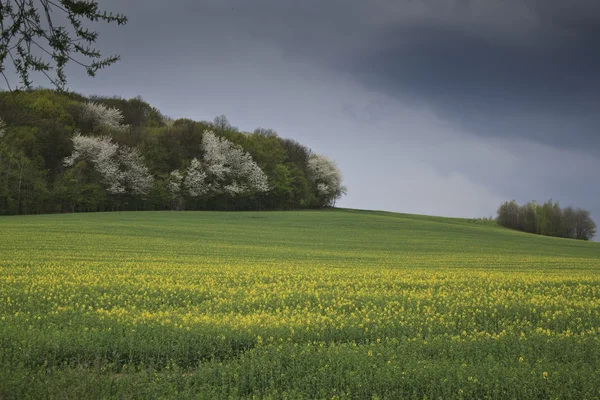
[1,210,600,399]
[1,209,599,270]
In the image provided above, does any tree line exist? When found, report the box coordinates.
[0,89,347,215]
[497,200,597,241]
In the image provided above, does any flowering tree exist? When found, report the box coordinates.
[119,146,153,196]
[79,101,128,132]
[172,130,269,204]
[63,133,152,196]
[0,118,5,140]
[201,130,269,195]
[63,133,123,193]
[183,158,208,197]
[307,154,347,207]
[167,171,183,197]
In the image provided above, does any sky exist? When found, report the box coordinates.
[4,0,600,223]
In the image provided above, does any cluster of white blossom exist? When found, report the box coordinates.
[0,118,5,140]
[167,170,183,197]
[172,130,269,198]
[80,101,129,132]
[119,145,154,196]
[307,154,346,205]
[63,133,153,195]
[183,158,208,197]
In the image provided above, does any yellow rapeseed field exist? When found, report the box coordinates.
[1,210,599,399]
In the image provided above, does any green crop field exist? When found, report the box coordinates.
[1,210,600,399]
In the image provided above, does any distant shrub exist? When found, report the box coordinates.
[497,200,596,241]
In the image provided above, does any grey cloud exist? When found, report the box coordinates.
[346,22,600,151]
[338,2,600,154]
[134,0,600,154]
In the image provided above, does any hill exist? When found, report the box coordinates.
[1,209,598,269]
[1,210,600,399]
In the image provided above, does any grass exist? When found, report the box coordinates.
[1,209,599,399]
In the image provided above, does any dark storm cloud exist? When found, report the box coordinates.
[146,0,600,153]
[348,23,600,151]
[339,1,600,153]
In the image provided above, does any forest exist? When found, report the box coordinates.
[0,89,347,215]
[496,199,596,241]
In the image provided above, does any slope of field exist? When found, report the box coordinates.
[1,210,599,399]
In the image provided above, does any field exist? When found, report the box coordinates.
[1,209,600,399]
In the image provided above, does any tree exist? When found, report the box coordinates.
[119,145,153,196]
[79,101,128,133]
[0,0,127,90]
[496,199,596,241]
[0,117,5,139]
[63,133,123,193]
[166,170,183,210]
[497,200,521,230]
[183,158,208,197]
[63,132,153,196]
[561,206,575,238]
[253,127,278,137]
[307,154,346,207]
[521,201,538,234]
[572,208,596,241]
[201,130,269,196]
[212,114,232,132]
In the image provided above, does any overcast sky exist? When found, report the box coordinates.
[5,0,600,224]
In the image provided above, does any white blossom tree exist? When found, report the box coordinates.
[79,101,129,132]
[63,133,123,193]
[119,146,153,196]
[163,131,269,205]
[167,171,183,197]
[183,158,208,197]
[63,133,153,196]
[201,130,269,195]
[0,118,5,140]
[307,154,347,207]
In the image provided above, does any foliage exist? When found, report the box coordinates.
[307,153,347,207]
[497,199,597,241]
[79,101,129,133]
[0,0,127,90]
[182,158,207,197]
[1,210,600,398]
[0,88,346,214]
[253,127,278,137]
